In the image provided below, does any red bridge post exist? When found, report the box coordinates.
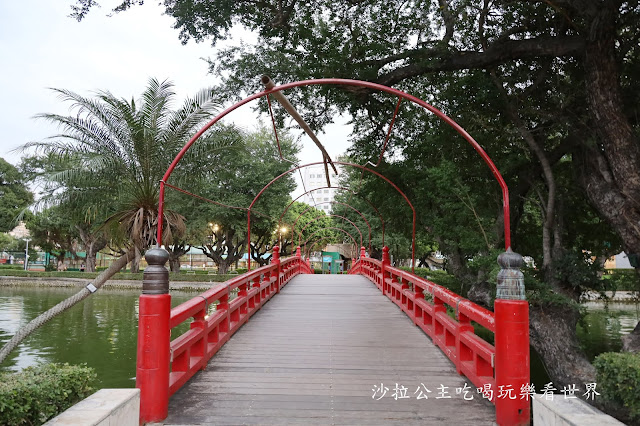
[271,245,281,293]
[381,246,390,294]
[494,249,530,425]
[136,247,171,423]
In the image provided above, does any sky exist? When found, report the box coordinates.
[0,1,350,197]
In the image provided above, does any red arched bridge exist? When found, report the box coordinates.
[135,78,530,425]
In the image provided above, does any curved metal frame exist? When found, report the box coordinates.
[295,213,363,249]
[158,78,512,272]
[247,161,414,272]
[302,227,358,256]
[288,201,372,252]
[279,186,385,245]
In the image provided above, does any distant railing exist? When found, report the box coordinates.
[350,246,530,426]
[136,245,312,423]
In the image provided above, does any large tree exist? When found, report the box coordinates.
[282,201,340,256]
[70,0,640,265]
[191,126,299,273]
[23,78,234,264]
[27,205,79,270]
[0,157,33,232]
[70,0,640,406]
[0,78,234,364]
[80,0,638,266]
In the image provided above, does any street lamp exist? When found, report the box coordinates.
[279,226,288,252]
[23,238,31,271]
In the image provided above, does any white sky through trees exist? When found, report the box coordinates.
[0,1,348,198]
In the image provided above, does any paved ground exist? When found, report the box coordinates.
[163,274,496,425]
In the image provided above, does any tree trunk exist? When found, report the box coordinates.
[130,247,141,273]
[529,304,596,388]
[75,225,107,273]
[0,250,132,364]
[169,255,181,272]
[218,259,231,275]
[85,250,97,272]
[579,6,640,268]
[83,238,107,273]
[55,251,66,271]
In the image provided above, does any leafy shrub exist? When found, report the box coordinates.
[235,268,248,274]
[0,363,96,425]
[593,352,640,421]
[552,251,603,294]
[604,270,640,292]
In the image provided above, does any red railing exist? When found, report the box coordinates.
[350,247,529,425]
[136,246,313,423]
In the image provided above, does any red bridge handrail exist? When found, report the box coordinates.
[163,249,312,399]
[349,249,530,425]
[350,255,496,393]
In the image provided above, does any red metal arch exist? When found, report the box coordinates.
[158,78,511,266]
[296,214,363,249]
[302,227,358,256]
[289,201,372,252]
[304,235,356,258]
[246,161,415,272]
[279,186,385,245]
[303,236,333,256]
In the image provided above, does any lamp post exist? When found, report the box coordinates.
[23,238,31,271]
[208,223,219,271]
[279,227,287,254]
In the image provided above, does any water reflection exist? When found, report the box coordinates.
[0,286,194,388]
[577,302,640,360]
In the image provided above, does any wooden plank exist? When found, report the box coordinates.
[165,274,495,425]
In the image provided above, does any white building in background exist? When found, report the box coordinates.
[8,221,29,239]
[301,164,344,212]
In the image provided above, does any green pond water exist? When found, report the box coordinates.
[0,286,195,388]
[0,286,638,389]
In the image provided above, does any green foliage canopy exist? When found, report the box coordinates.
[0,158,33,233]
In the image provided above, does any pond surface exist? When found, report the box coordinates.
[577,301,640,360]
[1,286,638,389]
[0,286,195,388]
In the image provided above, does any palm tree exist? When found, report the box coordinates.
[1,78,234,364]
[25,77,231,265]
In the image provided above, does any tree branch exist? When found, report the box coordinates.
[373,36,585,87]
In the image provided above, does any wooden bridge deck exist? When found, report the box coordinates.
[163,274,495,425]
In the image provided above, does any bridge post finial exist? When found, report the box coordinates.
[496,248,525,300]
[360,246,366,259]
[296,245,301,258]
[137,246,171,423]
[494,248,530,425]
[382,246,390,266]
[142,247,170,294]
